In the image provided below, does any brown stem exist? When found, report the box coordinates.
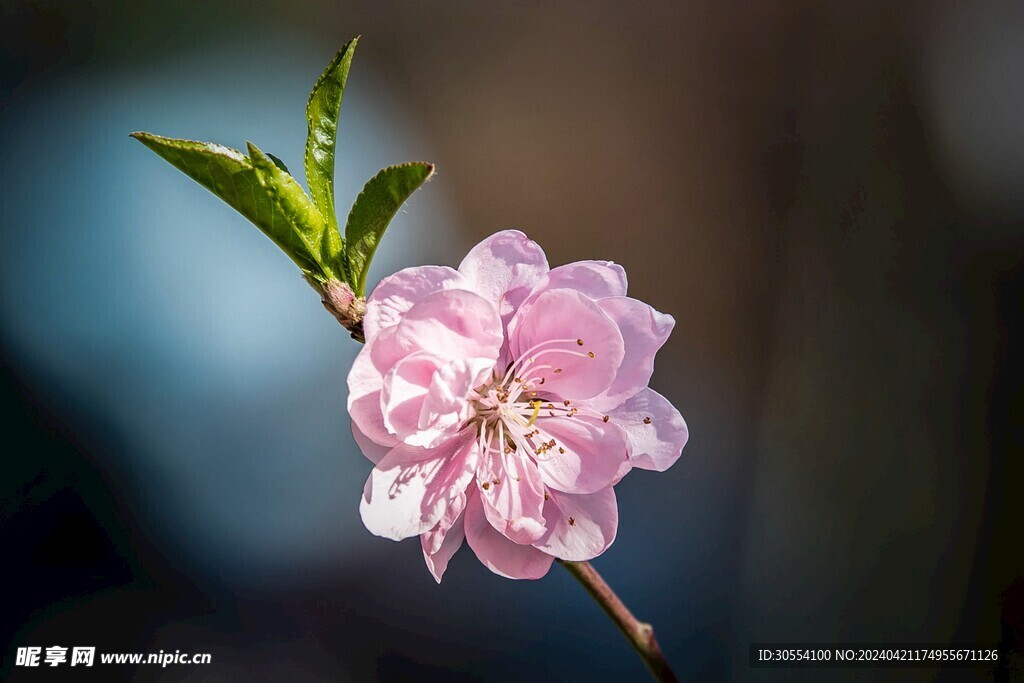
[558,560,678,683]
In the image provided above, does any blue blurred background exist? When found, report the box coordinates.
[1,1,1022,681]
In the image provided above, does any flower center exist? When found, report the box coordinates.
[467,337,602,461]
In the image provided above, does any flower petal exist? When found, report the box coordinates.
[464,490,554,579]
[347,343,399,455]
[418,357,495,431]
[374,289,503,367]
[379,353,491,448]
[609,388,688,471]
[534,260,628,300]
[458,230,549,318]
[360,432,478,541]
[422,492,468,583]
[478,449,547,544]
[532,416,630,494]
[380,351,442,440]
[533,487,618,561]
[351,418,393,465]
[590,296,675,411]
[364,265,466,340]
[508,288,625,400]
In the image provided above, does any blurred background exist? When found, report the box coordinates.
[1,1,1022,681]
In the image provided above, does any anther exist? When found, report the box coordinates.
[568,517,576,526]
[587,351,595,359]
[576,339,584,346]
[482,482,491,490]
[602,415,610,423]
[643,416,652,424]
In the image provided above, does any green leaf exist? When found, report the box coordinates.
[131,132,336,282]
[345,162,435,295]
[305,36,359,236]
[247,141,342,279]
[266,152,290,174]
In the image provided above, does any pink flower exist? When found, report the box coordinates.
[349,230,688,581]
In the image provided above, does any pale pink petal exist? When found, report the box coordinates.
[347,344,399,452]
[379,353,488,448]
[511,261,628,325]
[458,230,549,317]
[608,388,688,471]
[533,487,618,561]
[478,449,547,544]
[533,260,628,300]
[364,265,466,339]
[380,351,442,441]
[360,432,478,541]
[417,357,495,432]
[422,492,468,583]
[533,416,630,494]
[464,490,554,579]
[423,490,469,555]
[507,289,625,400]
[374,289,503,367]
[589,297,675,411]
[351,419,393,465]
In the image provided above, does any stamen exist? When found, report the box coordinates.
[500,337,582,384]
[527,400,542,426]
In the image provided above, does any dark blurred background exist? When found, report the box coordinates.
[2,1,1022,681]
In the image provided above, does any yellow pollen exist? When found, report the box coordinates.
[482,482,490,490]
